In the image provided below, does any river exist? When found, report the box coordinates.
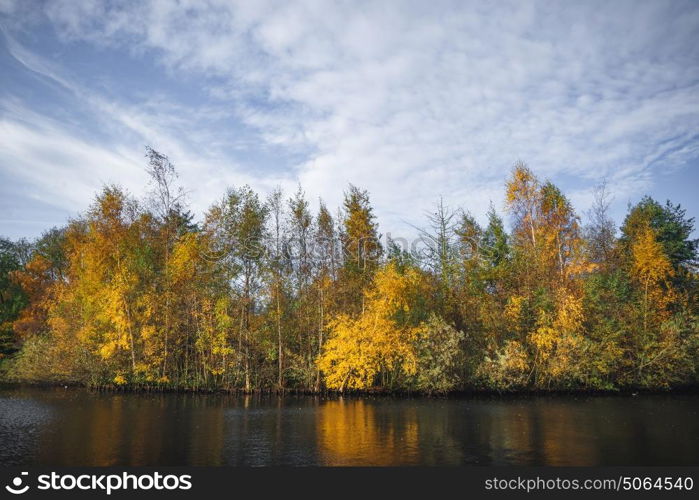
[1,386,698,466]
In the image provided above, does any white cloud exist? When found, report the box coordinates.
[0,107,142,210]
[1,0,698,238]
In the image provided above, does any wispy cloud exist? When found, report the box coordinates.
[1,0,698,239]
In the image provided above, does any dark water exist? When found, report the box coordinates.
[1,386,698,466]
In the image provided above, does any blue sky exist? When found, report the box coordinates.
[1,0,698,241]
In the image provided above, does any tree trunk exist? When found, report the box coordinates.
[315,285,324,392]
[277,283,283,390]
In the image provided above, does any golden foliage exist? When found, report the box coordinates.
[4,160,697,393]
[632,224,673,277]
[318,262,423,390]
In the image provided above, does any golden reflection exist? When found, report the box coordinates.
[27,388,689,466]
[316,399,419,465]
[87,395,124,466]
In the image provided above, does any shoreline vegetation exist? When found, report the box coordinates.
[4,380,699,398]
[1,149,698,395]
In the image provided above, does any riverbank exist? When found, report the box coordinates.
[2,378,698,398]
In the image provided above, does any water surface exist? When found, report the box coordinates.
[1,386,697,466]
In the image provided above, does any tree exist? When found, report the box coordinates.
[626,222,698,387]
[16,187,155,384]
[506,161,541,251]
[412,314,464,394]
[529,289,590,388]
[0,238,29,357]
[481,204,510,271]
[81,187,149,376]
[265,187,289,389]
[539,181,586,283]
[339,185,382,314]
[312,200,338,390]
[4,159,698,394]
[418,198,459,289]
[286,186,316,387]
[204,186,267,391]
[318,262,425,391]
[143,147,190,379]
[620,196,698,272]
[585,181,616,268]
[632,222,675,332]
[617,199,698,387]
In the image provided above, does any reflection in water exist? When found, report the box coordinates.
[0,387,698,466]
[317,399,419,465]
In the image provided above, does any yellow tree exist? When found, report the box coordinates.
[317,262,425,391]
[167,231,202,383]
[503,164,594,388]
[505,162,546,298]
[53,187,151,384]
[167,230,237,387]
[539,182,588,283]
[632,223,675,332]
[506,162,541,251]
[506,164,589,288]
[627,222,689,386]
[529,290,586,387]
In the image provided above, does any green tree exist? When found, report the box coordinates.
[339,185,382,314]
[0,238,29,357]
[205,186,268,391]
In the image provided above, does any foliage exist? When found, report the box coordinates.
[1,153,697,393]
[0,238,29,357]
[412,314,464,394]
[317,262,424,391]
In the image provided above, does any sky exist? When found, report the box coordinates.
[0,0,698,242]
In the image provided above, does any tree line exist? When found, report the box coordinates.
[1,150,697,393]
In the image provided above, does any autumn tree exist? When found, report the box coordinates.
[626,222,691,386]
[412,314,464,393]
[620,197,698,272]
[144,146,188,380]
[617,198,699,387]
[318,262,426,391]
[3,157,697,393]
[498,164,593,388]
[506,162,541,254]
